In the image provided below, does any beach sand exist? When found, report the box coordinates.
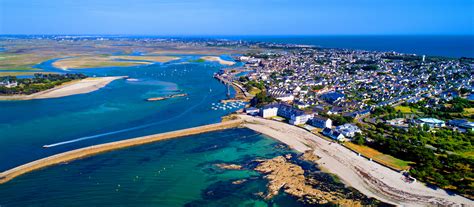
[239,115,473,207]
[0,76,126,100]
[200,56,235,66]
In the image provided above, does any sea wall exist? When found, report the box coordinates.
[0,119,243,184]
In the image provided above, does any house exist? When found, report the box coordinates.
[322,128,346,141]
[417,118,445,128]
[327,106,343,115]
[275,94,294,102]
[448,119,474,132]
[335,124,361,138]
[321,92,345,104]
[245,107,259,116]
[261,104,279,118]
[0,80,18,88]
[310,115,332,128]
[386,118,405,126]
[357,109,371,117]
[289,110,313,125]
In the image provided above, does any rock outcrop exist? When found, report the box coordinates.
[215,163,242,170]
[254,155,362,206]
[299,150,321,163]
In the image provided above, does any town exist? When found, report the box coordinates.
[216,46,474,197]
[228,47,474,137]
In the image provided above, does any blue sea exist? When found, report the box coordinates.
[215,35,474,58]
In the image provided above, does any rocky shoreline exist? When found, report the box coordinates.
[254,155,364,206]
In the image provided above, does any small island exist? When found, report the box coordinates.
[0,73,126,100]
[146,93,187,102]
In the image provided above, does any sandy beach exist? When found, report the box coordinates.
[239,115,473,207]
[201,56,235,66]
[0,76,126,100]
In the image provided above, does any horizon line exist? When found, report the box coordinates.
[1,34,474,37]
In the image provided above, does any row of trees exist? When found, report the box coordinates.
[360,122,473,196]
[408,97,474,120]
[0,73,87,95]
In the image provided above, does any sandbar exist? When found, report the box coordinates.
[53,55,179,69]
[200,56,235,66]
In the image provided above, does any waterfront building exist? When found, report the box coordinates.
[245,107,260,116]
[310,115,332,128]
[260,104,279,118]
[322,128,346,141]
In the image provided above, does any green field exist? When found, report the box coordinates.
[394,105,420,114]
[344,142,412,170]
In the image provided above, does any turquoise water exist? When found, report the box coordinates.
[0,57,241,171]
[0,128,307,206]
[0,55,383,206]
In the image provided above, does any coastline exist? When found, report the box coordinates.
[0,119,243,184]
[0,114,471,206]
[239,115,473,207]
[0,76,126,101]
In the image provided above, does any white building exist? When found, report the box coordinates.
[289,113,313,125]
[310,115,332,128]
[245,107,260,116]
[0,80,18,88]
[260,104,278,118]
[417,118,445,128]
[322,128,346,141]
[276,94,294,102]
[335,124,361,138]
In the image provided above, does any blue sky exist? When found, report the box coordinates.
[0,0,473,35]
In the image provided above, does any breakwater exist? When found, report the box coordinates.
[0,119,243,184]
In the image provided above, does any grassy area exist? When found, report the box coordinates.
[190,58,206,63]
[394,105,420,114]
[248,87,261,95]
[463,108,474,116]
[344,142,412,171]
[0,53,54,70]
[53,56,180,69]
[460,151,474,158]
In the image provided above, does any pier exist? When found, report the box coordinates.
[0,119,243,184]
[213,73,252,99]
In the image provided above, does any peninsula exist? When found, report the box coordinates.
[0,76,126,100]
